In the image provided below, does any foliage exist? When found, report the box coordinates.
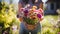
[41,15,58,34]
[0,2,17,29]
[23,17,38,25]
[9,18,20,34]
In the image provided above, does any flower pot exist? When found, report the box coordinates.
[24,22,37,30]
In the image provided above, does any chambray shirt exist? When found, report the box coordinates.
[19,0,42,33]
[19,0,42,9]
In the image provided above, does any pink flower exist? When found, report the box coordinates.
[58,32,60,34]
[20,8,25,12]
[37,14,42,18]
[38,8,43,13]
[24,13,28,17]
[34,10,39,14]
[24,9,28,13]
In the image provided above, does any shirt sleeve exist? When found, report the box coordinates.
[38,0,42,3]
[18,0,23,3]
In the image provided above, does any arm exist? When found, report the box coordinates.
[18,0,23,13]
[39,1,44,21]
[39,8,44,21]
[17,0,23,22]
[39,2,43,9]
[38,0,43,9]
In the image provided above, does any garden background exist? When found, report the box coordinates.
[0,0,60,34]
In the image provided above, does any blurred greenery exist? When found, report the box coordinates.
[0,1,60,34]
[0,2,20,34]
[41,15,59,34]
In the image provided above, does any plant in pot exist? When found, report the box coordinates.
[20,6,43,30]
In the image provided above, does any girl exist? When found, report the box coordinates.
[18,0,44,34]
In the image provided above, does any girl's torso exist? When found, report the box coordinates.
[19,0,42,9]
[19,0,42,30]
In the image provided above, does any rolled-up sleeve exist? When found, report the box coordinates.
[38,0,42,3]
[18,0,23,3]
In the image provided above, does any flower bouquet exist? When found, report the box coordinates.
[19,6,43,30]
[19,6,43,25]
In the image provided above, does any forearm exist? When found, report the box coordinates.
[18,3,22,12]
[39,2,44,21]
[18,3,23,21]
[39,2,43,9]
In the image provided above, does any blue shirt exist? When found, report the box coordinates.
[19,0,42,31]
[19,0,42,9]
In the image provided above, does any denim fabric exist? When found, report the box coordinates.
[19,0,42,9]
[19,22,42,34]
